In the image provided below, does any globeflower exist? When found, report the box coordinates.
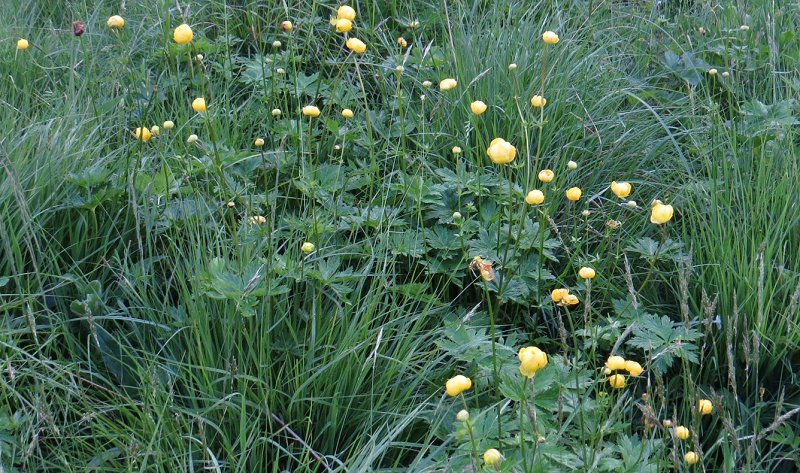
[483,449,503,467]
[538,169,554,183]
[397,37,408,48]
[16,39,29,50]
[608,374,626,389]
[674,426,690,440]
[452,146,462,154]
[625,360,643,377]
[250,215,266,225]
[579,267,596,279]
[173,24,194,44]
[445,375,472,397]
[192,97,207,113]
[301,242,315,254]
[150,125,160,136]
[542,31,560,44]
[650,200,674,224]
[107,15,125,29]
[271,108,282,117]
[567,160,578,170]
[187,134,199,144]
[605,356,626,371]
[254,138,265,147]
[341,108,354,118]
[335,18,352,33]
[698,399,713,415]
[566,187,582,201]
[469,256,494,282]
[518,346,548,377]
[684,452,699,465]
[530,95,547,107]
[281,21,293,32]
[345,37,367,54]
[456,410,469,422]
[560,294,579,306]
[337,5,357,21]
[551,288,569,303]
[162,120,175,129]
[439,78,457,91]
[525,190,544,205]
[470,101,487,115]
[302,105,321,117]
[134,127,152,142]
[610,181,632,198]
[486,138,516,164]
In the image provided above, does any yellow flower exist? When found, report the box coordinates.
[508,63,518,70]
[684,452,699,465]
[134,127,152,142]
[439,78,457,91]
[605,355,626,371]
[445,375,472,397]
[625,360,643,377]
[150,125,160,136]
[566,187,582,201]
[302,105,321,117]
[452,211,462,220]
[608,374,626,389]
[708,68,717,76]
[254,138,265,147]
[610,181,632,198]
[530,95,547,107]
[542,31,560,44]
[345,37,367,54]
[662,419,673,428]
[551,288,570,303]
[397,37,408,48]
[603,367,612,375]
[107,15,125,29]
[518,346,548,377]
[335,18,353,33]
[456,409,469,422]
[567,160,578,170]
[337,5,357,21]
[698,399,713,415]
[538,169,554,183]
[272,41,282,48]
[16,39,29,50]
[483,449,503,467]
[192,97,207,113]
[422,80,433,88]
[525,190,544,205]
[452,146,462,154]
[281,21,293,32]
[674,426,690,440]
[173,24,194,44]
[470,101,487,115]
[250,215,267,225]
[486,138,516,164]
[579,266,596,279]
[162,120,175,129]
[187,134,199,143]
[650,200,674,224]
[469,256,495,282]
[301,242,315,254]
[271,108,282,117]
[342,108,354,118]
[561,294,579,306]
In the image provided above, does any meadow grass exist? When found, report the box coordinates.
[1,0,798,471]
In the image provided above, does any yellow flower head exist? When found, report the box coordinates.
[134,127,152,142]
[551,288,570,303]
[684,452,699,465]
[173,24,194,44]
[483,449,503,467]
[397,37,408,48]
[698,399,713,415]
[566,187,582,201]
[708,68,718,76]
[567,160,578,170]
[342,108,354,118]
[250,215,266,225]
[439,78,457,91]
[150,125,160,136]
[254,138,265,147]
[469,256,495,282]
[650,200,674,224]
[107,15,125,29]
[445,374,472,397]
[335,18,353,33]
[337,5,357,21]
[16,39,29,50]
[608,374,626,389]
[470,101,488,115]
[486,138,516,164]
[281,21,293,32]
[272,108,282,117]
[345,37,367,54]
[162,120,175,129]
[302,105,321,117]
[192,97,207,113]
[579,266,596,279]
[530,95,547,108]
[525,190,544,205]
[625,360,643,377]
[560,294,579,306]
[674,426,690,440]
[542,31,560,44]
[452,146,462,154]
[518,346,548,377]
[301,242,315,254]
[187,134,199,144]
[538,169,554,183]
[610,181,632,198]
[605,355,626,371]
[456,409,469,422]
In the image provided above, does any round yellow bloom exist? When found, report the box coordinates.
[445,375,472,397]
[525,190,544,205]
[162,120,175,129]
[452,146,462,154]
[254,138,265,147]
[567,160,578,170]
[662,419,674,428]
[470,101,488,115]
[397,37,408,48]
[456,409,469,422]
[302,105,321,117]
[740,25,750,31]
[684,452,699,465]
[625,360,643,377]
[250,215,267,225]
[150,125,160,136]
[650,200,674,224]
[192,97,207,113]
[439,78,457,91]
[16,39,29,50]
[272,41,282,48]
[187,134,199,143]
[608,374,626,389]
[579,267,596,279]
[698,399,713,415]
[281,21,293,32]
[610,181,632,198]
[134,127,152,142]
[675,426,690,440]
[530,95,547,107]
[452,211,462,220]
[551,288,569,303]
[605,355,626,371]
[708,68,718,76]
[566,187,582,201]
[561,294,579,306]
[272,108,282,117]
[337,5,357,21]
[345,37,367,54]
[538,169,554,183]
[107,15,125,29]
[483,449,503,467]
[173,24,194,44]
[603,367,612,375]
[301,242,315,254]
[422,80,433,88]
[508,63,518,70]
[542,31,560,44]
[342,108,354,118]
[518,346,548,377]
[486,138,516,164]
[335,18,353,33]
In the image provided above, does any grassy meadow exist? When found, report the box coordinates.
[1,0,799,471]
